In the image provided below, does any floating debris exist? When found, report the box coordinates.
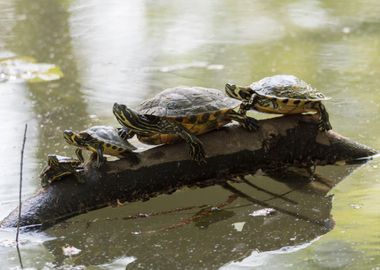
[97,256,137,269]
[249,208,276,217]
[62,244,81,256]
[342,27,351,34]
[232,222,246,232]
[350,203,362,209]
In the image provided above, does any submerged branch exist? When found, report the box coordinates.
[1,115,376,229]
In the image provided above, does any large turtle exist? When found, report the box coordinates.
[225,74,332,131]
[40,155,85,187]
[63,125,138,168]
[113,86,259,163]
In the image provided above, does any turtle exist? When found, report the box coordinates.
[40,155,85,187]
[112,86,259,164]
[225,74,332,131]
[63,125,138,168]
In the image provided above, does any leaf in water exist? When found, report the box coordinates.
[28,65,64,83]
[0,55,63,83]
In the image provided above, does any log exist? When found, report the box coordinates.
[0,114,376,229]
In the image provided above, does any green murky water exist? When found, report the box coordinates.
[1,0,380,269]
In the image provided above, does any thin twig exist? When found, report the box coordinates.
[16,244,24,269]
[16,123,27,243]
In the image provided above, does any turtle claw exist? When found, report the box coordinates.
[262,139,271,153]
[190,142,206,165]
[194,150,207,165]
[318,120,332,132]
[243,117,260,132]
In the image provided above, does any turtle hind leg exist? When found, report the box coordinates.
[159,119,206,164]
[315,102,332,131]
[226,109,259,131]
[95,144,106,168]
[87,144,105,168]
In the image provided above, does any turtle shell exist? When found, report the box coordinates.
[250,75,329,100]
[83,126,136,150]
[40,155,81,176]
[39,155,83,187]
[137,86,241,117]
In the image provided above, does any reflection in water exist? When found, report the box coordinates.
[40,165,350,269]
[0,0,380,269]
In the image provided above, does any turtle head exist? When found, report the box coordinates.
[47,154,60,166]
[113,103,145,132]
[225,83,253,101]
[63,130,86,147]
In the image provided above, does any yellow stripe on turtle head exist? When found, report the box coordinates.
[225,84,252,101]
[63,130,83,147]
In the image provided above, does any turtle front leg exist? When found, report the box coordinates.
[75,148,85,163]
[226,110,259,131]
[238,102,250,115]
[159,120,206,164]
[117,128,137,151]
[315,102,332,131]
[117,127,135,141]
[238,93,258,115]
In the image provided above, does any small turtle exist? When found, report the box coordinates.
[113,86,259,163]
[63,126,138,168]
[225,74,332,131]
[40,155,85,187]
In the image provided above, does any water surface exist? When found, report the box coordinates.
[0,0,379,269]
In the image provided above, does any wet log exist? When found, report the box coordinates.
[0,114,377,229]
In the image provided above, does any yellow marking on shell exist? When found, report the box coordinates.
[138,118,230,146]
[255,98,318,115]
[85,143,126,157]
[208,114,217,121]
[104,144,126,156]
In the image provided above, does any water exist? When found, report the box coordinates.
[0,0,380,269]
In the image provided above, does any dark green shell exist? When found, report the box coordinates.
[137,86,241,117]
[40,155,84,187]
[82,126,136,150]
[250,75,329,100]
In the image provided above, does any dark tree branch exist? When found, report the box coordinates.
[1,115,376,229]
